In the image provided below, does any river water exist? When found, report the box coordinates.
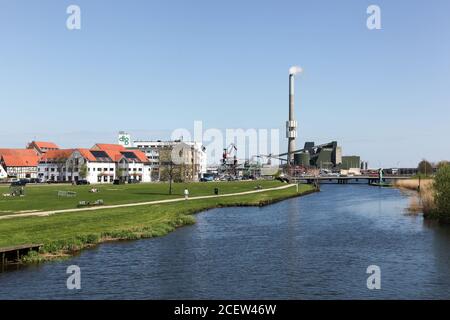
[1,184,450,299]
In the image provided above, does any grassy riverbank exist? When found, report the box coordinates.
[394,179,435,215]
[0,183,315,263]
[0,180,283,215]
[394,169,450,222]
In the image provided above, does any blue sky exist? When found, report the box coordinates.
[0,0,449,167]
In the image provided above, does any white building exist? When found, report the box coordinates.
[0,165,7,179]
[72,149,117,184]
[91,144,151,183]
[0,149,40,179]
[132,139,207,181]
[38,149,75,182]
[37,145,151,184]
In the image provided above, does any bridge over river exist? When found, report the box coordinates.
[294,175,413,185]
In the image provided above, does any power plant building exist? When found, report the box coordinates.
[294,152,310,167]
[292,141,360,170]
[295,141,342,169]
[341,156,361,170]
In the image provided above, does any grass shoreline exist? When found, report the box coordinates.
[394,179,436,218]
[0,180,285,214]
[1,184,316,265]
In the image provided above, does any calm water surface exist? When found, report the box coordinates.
[1,184,450,299]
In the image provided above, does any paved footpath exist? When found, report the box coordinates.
[0,184,297,221]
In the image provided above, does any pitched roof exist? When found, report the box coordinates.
[92,144,125,151]
[30,141,59,150]
[76,149,97,162]
[0,149,39,157]
[92,144,148,163]
[66,147,149,164]
[0,149,40,167]
[102,149,124,162]
[40,149,75,161]
[128,150,149,163]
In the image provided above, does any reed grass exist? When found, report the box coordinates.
[395,179,436,217]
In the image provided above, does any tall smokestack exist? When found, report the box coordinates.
[287,66,302,166]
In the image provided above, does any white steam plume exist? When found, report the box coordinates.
[289,66,303,75]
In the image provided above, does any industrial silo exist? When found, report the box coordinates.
[294,152,310,167]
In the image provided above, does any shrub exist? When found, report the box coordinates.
[434,164,450,222]
[21,250,44,263]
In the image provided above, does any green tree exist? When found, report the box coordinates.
[79,164,88,179]
[437,161,450,170]
[434,164,450,222]
[117,167,125,181]
[418,159,433,176]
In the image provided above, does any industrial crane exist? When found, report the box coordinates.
[220,143,238,177]
[256,154,288,165]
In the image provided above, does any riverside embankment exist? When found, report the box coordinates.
[0,181,315,264]
[2,183,450,299]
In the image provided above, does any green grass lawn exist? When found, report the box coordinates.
[0,184,315,261]
[0,180,282,214]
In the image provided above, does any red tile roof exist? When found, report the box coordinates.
[93,144,125,151]
[30,141,59,150]
[93,144,149,163]
[41,149,75,161]
[76,149,97,162]
[131,150,150,163]
[103,149,123,162]
[0,149,40,167]
[101,149,149,163]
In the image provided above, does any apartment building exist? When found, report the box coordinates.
[132,139,207,181]
[37,144,151,184]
